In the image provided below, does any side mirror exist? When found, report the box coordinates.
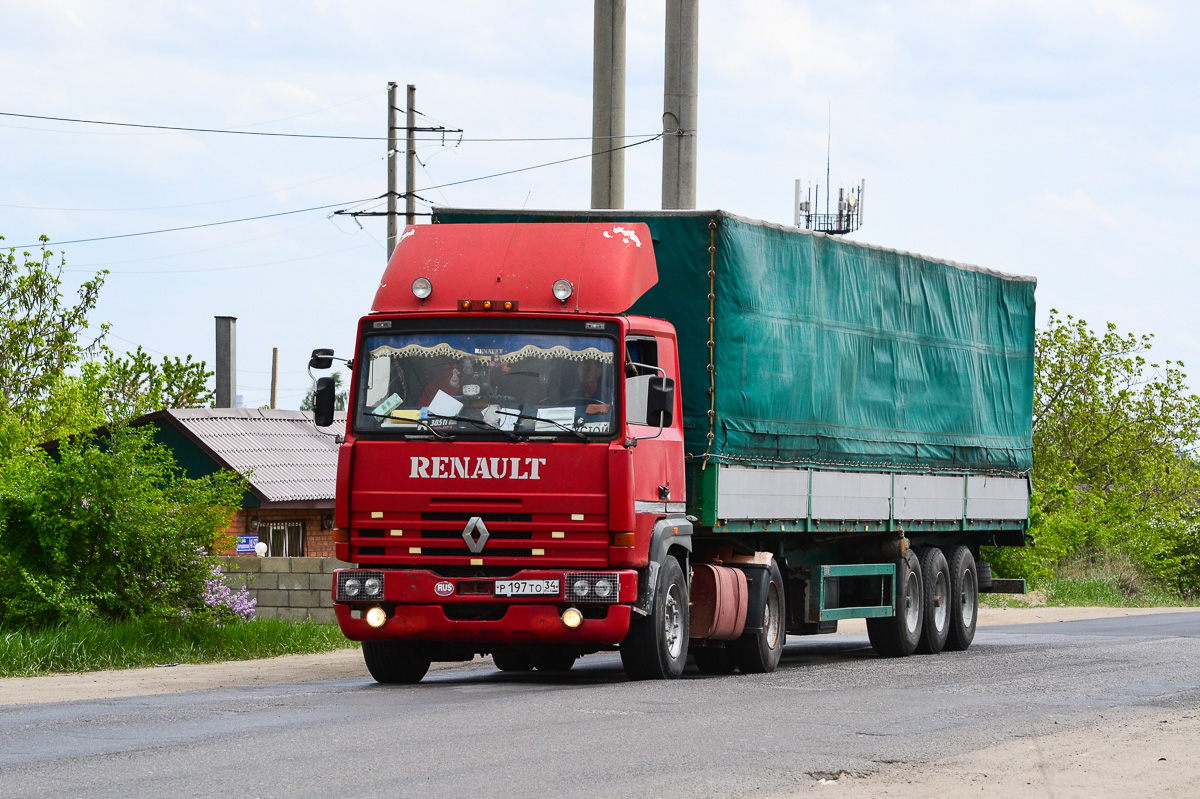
[645,377,675,428]
[313,376,336,427]
[309,348,335,370]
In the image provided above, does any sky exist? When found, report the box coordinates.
[2,1,1198,408]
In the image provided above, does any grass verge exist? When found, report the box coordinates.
[0,617,357,678]
[981,576,1194,609]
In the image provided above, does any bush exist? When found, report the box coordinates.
[0,425,245,626]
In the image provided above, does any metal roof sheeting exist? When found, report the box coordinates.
[166,409,346,503]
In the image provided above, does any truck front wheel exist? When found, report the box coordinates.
[866,549,924,658]
[729,558,785,673]
[620,556,689,680]
[362,641,432,684]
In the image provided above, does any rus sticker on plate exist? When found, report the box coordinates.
[494,579,560,597]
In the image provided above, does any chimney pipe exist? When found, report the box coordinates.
[662,0,698,210]
[215,316,237,408]
[591,0,626,210]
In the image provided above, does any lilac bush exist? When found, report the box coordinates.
[202,564,256,621]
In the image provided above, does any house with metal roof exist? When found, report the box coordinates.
[137,408,346,558]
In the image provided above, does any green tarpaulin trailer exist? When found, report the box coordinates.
[435,208,1034,542]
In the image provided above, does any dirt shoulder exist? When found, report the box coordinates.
[780,708,1200,798]
[2,606,1197,707]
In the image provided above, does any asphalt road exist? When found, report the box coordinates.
[3,612,1199,798]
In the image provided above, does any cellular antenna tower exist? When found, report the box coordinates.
[794,105,864,235]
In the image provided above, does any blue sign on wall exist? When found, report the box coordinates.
[236,534,260,554]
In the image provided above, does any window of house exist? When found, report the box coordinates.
[264,521,305,557]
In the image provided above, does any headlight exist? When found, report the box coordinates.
[593,579,612,598]
[344,578,361,597]
[364,577,382,597]
[572,579,590,597]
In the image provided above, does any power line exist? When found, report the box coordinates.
[9,196,381,249]
[67,242,374,275]
[0,111,657,142]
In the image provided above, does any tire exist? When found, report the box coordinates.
[728,559,786,673]
[492,650,534,672]
[977,560,993,592]
[362,641,432,684]
[866,549,924,658]
[915,547,951,655]
[620,556,689,680]
[532,650,577,672]
[692,647,737,674]
[943,545,979,651]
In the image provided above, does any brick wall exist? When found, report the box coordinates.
[220,509,337,558]
[218,555,350,623]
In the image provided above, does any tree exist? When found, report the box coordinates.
[0,237,106,443]
[988,310,1200,590]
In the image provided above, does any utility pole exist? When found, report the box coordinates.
[591,0,626,210]
[386,82,399,257]
[270,347,279,410]
[406,84,417,226]
[662,0,699,210]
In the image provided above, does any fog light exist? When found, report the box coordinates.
[572,579,590,597]
[365,606,387,628]
[552,279,573,301]
[594,579,613,598]
[364,577,382,597]
[561,607,583,628]
[344,578,361,598]
[411,276,432,300]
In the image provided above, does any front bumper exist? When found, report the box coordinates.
[332,568,637,645]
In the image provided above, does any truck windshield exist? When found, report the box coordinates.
[355,330,616,438]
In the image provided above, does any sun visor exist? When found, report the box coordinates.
[372,222,658,314]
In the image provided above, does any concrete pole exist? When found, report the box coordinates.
[270,347,279,410]
[387,82,398,257]
[214,316,237,409]
[406,84,417,226]
[662,0,698,210]
[591,0,626,210]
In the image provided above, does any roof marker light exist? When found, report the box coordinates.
[411,277,432,300]
[552,279,574,301]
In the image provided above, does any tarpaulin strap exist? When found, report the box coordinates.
[702,219,717,470]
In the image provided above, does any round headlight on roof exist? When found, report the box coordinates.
[411,277,433,300]
[552,279,574,301]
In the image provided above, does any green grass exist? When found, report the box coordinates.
[0,617,358,678]
[981,576,1196,609]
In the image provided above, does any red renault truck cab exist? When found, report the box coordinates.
[311,222,693,682]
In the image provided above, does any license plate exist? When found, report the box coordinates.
[494,579,560,597]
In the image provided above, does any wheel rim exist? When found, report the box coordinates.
[904,571,921,633]
[959,568,977,628]
[663,584,684,658]
[763,581,782,650]
[933,569,949,632]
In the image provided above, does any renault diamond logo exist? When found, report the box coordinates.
[462,516,490,554]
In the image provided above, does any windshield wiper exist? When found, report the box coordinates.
[494,409,588,441]
[364,410,453,439]
[427,413,522,441]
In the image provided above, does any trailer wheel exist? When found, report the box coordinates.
[729,558,785,673]
[915,547,951,654]
[362,641,432,684]
[943,545,979,651]
[532,650,577,672]
[492,650,535,672]
[620,556,689,680]
[692,647,736,674]
[866,549,924,658]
